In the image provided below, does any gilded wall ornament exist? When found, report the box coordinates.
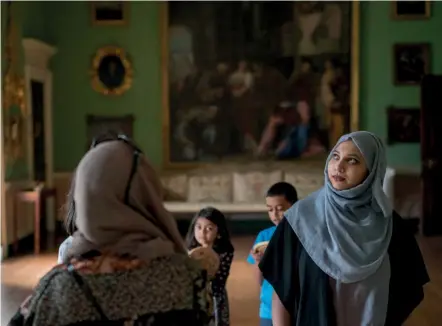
[2,1,27,163]
[91,46,133,96]
[2,72,27,162]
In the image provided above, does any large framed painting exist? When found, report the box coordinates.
[161,1,360,168]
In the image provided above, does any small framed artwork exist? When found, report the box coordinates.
[393,43,430,86]
[90,46,133,96]
[86,114,134,150]
[90,1,129,26]
[386,106,420,145]
[391,1,431,20]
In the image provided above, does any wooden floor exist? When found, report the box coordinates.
[1,236,442,326]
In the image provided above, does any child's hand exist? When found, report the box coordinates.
[270,115,284,125]
[251,249,263,264]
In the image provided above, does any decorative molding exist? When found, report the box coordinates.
[164,202,268,215]
[22,38,57,70]
[50,166,421,221]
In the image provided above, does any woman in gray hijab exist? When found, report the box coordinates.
[259,131,429,326]
[9,136,212,326]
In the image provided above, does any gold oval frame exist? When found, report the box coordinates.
[91,46,133,96]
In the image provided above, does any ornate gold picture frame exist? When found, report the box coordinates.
[90,46,133,96]
[160,1,360,169]
[90,1,129,26]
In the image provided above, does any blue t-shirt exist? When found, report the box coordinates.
[247,226,277,320]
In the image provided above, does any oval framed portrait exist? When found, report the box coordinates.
[91,46,133,96]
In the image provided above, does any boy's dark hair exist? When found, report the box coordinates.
[266,182,298,204]
[186,206,234,254]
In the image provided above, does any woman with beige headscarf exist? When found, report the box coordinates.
[9,136,212,326]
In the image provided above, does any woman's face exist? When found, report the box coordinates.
[301,61,311,73]
[194,217,218,247]
[238,60,247,71]
[325,60,333,70]
[217,62,228,74]
[297,101,310,122]
[327,140,368,190]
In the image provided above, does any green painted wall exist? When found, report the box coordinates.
[4,1,442,175]
[360,1,442,169]
[46,1,163,171]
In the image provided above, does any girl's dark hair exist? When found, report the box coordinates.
[185,207,234,254]
[64,172,77,236]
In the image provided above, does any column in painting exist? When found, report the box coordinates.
[297,10,322,56]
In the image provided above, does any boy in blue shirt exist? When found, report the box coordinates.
[247,182,298,326]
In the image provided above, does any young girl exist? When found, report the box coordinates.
[186,207,235,326]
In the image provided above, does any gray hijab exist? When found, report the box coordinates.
[285,131,393,283]
[63,141,187,263]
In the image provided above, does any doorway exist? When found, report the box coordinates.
[421,75,442,236]
[23,64,55,234]
[30,80,46,182]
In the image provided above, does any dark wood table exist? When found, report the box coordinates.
[12,186,57,255]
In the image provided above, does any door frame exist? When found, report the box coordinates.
[1,80,5,260]
[22,38,57,233]
[24,65,54,189]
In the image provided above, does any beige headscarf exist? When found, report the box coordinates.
[65,141,186,262]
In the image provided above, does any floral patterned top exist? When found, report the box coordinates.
[9,253,212,326]
[212,251,234,298]
[211,251,234,326]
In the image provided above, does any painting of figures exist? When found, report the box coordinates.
[163,1,357,165]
